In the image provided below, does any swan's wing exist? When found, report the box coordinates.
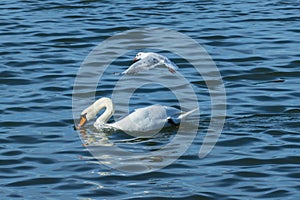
[122,56,161,74]
[164,106,181,117]
[112,105,170,133]
[164,106,181,125]
[112,105,198,133]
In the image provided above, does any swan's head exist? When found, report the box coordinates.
[133,52,149,61]
[74,97,114,130]
[74,106,97,130]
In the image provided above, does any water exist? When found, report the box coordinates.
[1,0,300,199]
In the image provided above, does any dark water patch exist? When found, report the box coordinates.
[7,135,42,144]
[234,171,269,178]
[250,94,288,102]
[79,188,127,198]
[201,35,241,40]
[249,67,276,73]
[264,129,290,136]
[277,60,300,68]
[6,177,62,187]
[37,74,76,80]
[234,16,300,23]
[0,159,23,166]
[49,37,90,44]
[14,165,36,171]
[7,194,24,199]
[217,56,268,63]
[5,107,32,113]
[32,31,75,38]
[0,174,25,180]
[258,189,290,198]
[215,156,300,166]
[4,60,57,68]
[0,70,20,78]
[54,182,91,190]
[282,136,300,144]
[23,156,56,164]
[126,195,215,200]
[0,78,32,86]
[287,172,300,179]
[255,105,286,113]
[206,41,241,47]
[217,136,262,147]
[40,86,69,92]
[0,167,16,174]
[0,121,35,128]
[288,28,300,33]
[32,121,71,128]
[1,150,23,156]
[224,70,299,83]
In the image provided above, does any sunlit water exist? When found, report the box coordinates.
[1,0,300,199]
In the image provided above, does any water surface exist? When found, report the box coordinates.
[1,0,300,199]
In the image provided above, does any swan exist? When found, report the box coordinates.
[122,52,179,74]
[75,97,197,136]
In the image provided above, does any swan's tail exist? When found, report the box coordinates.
[179,107,199,119]
[167,107,199,126]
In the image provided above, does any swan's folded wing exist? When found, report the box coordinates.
[112,105,168,133]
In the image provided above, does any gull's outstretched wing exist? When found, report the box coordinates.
[163,57,179,74]
[122,56,161,74]
[122,52,178,74]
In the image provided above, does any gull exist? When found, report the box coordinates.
[122,52,179,74]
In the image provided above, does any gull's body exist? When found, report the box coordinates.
[122,52,178,74]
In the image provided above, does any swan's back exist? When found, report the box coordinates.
[111,105,180,134]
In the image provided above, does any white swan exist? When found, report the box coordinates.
[75,97,197,136]
[122,52,179,74]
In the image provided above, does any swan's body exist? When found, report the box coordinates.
[122,52,178,74]
[76,98,197,136]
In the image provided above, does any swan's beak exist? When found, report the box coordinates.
[74,114,87,130]
[133,57,138,61]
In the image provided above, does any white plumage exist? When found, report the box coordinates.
[122,52,178,74]
[75,97,197,136]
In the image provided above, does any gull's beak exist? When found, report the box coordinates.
[74,114,87,130]
[168,67,176,74]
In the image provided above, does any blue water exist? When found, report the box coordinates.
[1,0,300,199]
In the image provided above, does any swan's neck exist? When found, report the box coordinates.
[87,98,114,125]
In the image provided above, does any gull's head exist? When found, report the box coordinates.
[133,52,148,61]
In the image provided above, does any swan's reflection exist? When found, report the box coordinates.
[77,126,189,173]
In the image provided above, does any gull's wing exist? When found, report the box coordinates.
[163,57,179,74]
[151,53,178,73]
[122,56,161,74]
[122,52,178,74]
